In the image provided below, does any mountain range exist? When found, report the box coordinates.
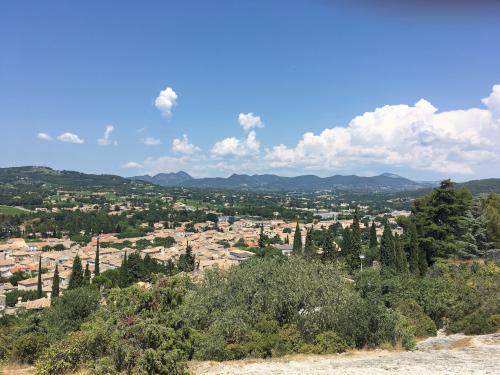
[130,171,438,192]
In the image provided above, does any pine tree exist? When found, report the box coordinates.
[380,222,396,269]
[369,221,378,249]
[348,208,362,270]
[303,227,316,258]
[68,255,84,289]
[292,221,303,255]
[83,262,91,285]
[37,256,43,298]
[51,264,60,302]
[94,236,100,276]
[408,221,420,275]
[394,234,407,273]
[119,252,129,288]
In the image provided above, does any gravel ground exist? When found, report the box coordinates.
[191,333,500,375]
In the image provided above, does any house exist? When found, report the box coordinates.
[273,244,294,256]
[228,249,255,262]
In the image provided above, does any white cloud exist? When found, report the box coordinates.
[482,84,500,118]
[97,125,117,146]
[142,137,161,146]
[155,86,178,117]
[265,85,500,174]
[122,161,142,169]
[172,134,200,155]
[57,132,84,144]
[238,112,264,132]
[211,130,260,157]
[142,156,189,175]
[37,132,53,141]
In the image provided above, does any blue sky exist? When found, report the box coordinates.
[1,0,499,181]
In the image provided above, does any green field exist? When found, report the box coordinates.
[0,205,29,215]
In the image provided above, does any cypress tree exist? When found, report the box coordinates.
[285,235,289,245]
[94,237,100,276]
[258,224,266,248]
[418,247,428,276]
[342,227,352,258]
[369,221,378,249]
[292,221,303,255]
[68,255,84,289]
[51,264,60,301]
[178,243,196,272]
[303,227,316,258]
[394,234,407,273]
[83,262,91,285]
[408,221,420,275]
[380,222,396,269]
[37,256,43,298]
[119,252,129,288]
[348,208,362,270]
[321,229,336,261]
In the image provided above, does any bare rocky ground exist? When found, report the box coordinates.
[191,333,500,375]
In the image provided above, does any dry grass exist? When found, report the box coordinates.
[450,337,473,349]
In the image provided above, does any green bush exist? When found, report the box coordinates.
[312,331,350,354]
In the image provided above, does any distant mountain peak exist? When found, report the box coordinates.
[379,173,403,179]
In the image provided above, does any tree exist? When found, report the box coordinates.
[321,229,337,261]
[51,264,60,301]
[418,247,428,276]
[36,256,43,298]
[83,262,91,285]
[413,180,472,262]
[128,251,146,283]
[178,243,196,272]
[369,221,378,249]
[293,221,303,255]
[407,221,420,275]
[258,224,266,248]
[380,222,395,269]
[94,237,100,276]
[68,255,84,290]
[341,227,351,258]
[394,234,407,273]
[119,252,129,288]
[348,209,362,270]
[303,227,316,259]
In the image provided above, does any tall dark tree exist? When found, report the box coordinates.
[413,180,472,261]
[178,243,196,272]
[292,221,303,255]
[380,222,396,269]
[369,221,378,249]
[348,208,362,270]
[321,229,337,261]
[394,234,407,273]
[341,227,352,258]
[37,256,43,298]
[119,252,129,288]
[128,251,146,283]
[258,224,266,248]
[418,247,428,276]
[83,262,91,285]
[407,221,420,275]
[68,255,84,290]
[303,227,316,259]
[94,237,100,276]
[51,264,60,301]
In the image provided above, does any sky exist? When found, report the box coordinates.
[1,0,500,181]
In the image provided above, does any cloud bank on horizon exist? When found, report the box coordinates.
[39,84,500,178]
[122,84,500,177]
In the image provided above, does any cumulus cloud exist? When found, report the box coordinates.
[37,132,53,141]
[142,137,161,146]
[238,112,264,132]
[172,134,200,155]
[57,132,84,144]
[142,156,189,175]
[122,161,142,168]
[155,86,178,117]
[97,125,117,146]
[265,85,500,174]
[211,130,260,157]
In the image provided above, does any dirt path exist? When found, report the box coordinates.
[191,333,500,375]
